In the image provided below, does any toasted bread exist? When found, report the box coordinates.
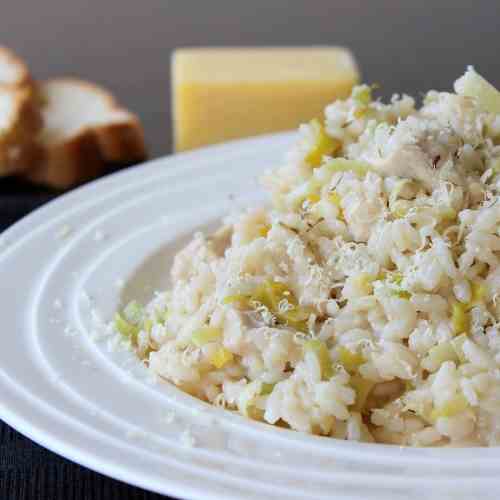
[24,78,147,188]
[0,46,43,175]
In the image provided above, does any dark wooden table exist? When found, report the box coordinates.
[1,1,500,498]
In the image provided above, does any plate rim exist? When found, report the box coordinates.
[2,130,500,500]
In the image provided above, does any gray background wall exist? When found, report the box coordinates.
[3,0,500,156]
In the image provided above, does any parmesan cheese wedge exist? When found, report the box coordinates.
[172,47,359,151]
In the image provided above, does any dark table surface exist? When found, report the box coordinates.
[2,1,500,499]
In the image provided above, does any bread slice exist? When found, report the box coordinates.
[24,78,147,189]
[0,47,43,175]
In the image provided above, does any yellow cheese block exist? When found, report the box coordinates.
[172,47,359,151]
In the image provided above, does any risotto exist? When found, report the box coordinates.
[115,67,500,446]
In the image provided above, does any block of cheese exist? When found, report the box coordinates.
[172,47,359,151]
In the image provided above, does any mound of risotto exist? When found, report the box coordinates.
[115,67,500,446]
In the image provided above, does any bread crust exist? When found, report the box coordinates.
[96,118,147,163]
[24,129,105,189]
[0,86,43,176]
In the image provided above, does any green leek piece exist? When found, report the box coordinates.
[451,302,469,335]
[223,294,250,305]
[423,341,459,371]
[254,280,312,333]
[143,318,153,334]
[154,308,169,325]
[354,273,375,296]
[123,300,144,324]
[352,85,372,106]
[323,158,373,177]
[430,393,469,421]
[210,347,233,368]
[328,191,342,207]
[114,312,139,341]
[237,381,262,416]
[305,119,341,167]
[450,334,468,364]
[388,272,404,286]
[304,339,333,380]
[391,289,411,300]
[350,375,375,412]
[192,327,222,347]
[469,281,486,307]
[261,382,276,396]
[226,280,312,333]
[454,66,500,114]
[337,346,365,374]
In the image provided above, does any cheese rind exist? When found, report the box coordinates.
[172,47,359,152]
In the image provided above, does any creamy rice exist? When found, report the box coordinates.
[115,67,500,446]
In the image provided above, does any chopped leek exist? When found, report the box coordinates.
[390,200,410,218]
[323,158,373,177]
[123,300,144,324]
[154,308,169,325]
[440,207,457,221]
[253,280,289,311]
[384,272,411,299]
[328,191,342,207]
[454,66,500,114]
[404,379,415,392]
[305,119,341,167]
[350,375,375,412]
[210,347,233,369]
[256,223,271,238]
[306,193,321,204]
[237,380,262,416]
[304,339,333,380]
[430,393,469,421]
[391,289,411,300]
[451,334,468,363]
[353,107,367,119]
[337,346,365,374]
[328,191,345,220]
[192,327,222,347]
[388,272,404,286]
[422,341,459,371]
[223,294,250,305]
[261,382,276,395]
[377,270,387,281]
[448,283,485,341]
[280,308,311,333]
[143,318,153,334]
[225,280,312,333]
[289,177,323,209]
[470,281,486,306]
[253,280,311,332]
[389,179,411,202]
[451,301,469,335]
[354,273,375,296]
[114,312,139,341]
[352,85,373,106]
[491,158,500,174]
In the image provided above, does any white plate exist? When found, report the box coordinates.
[1,131,499,500]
